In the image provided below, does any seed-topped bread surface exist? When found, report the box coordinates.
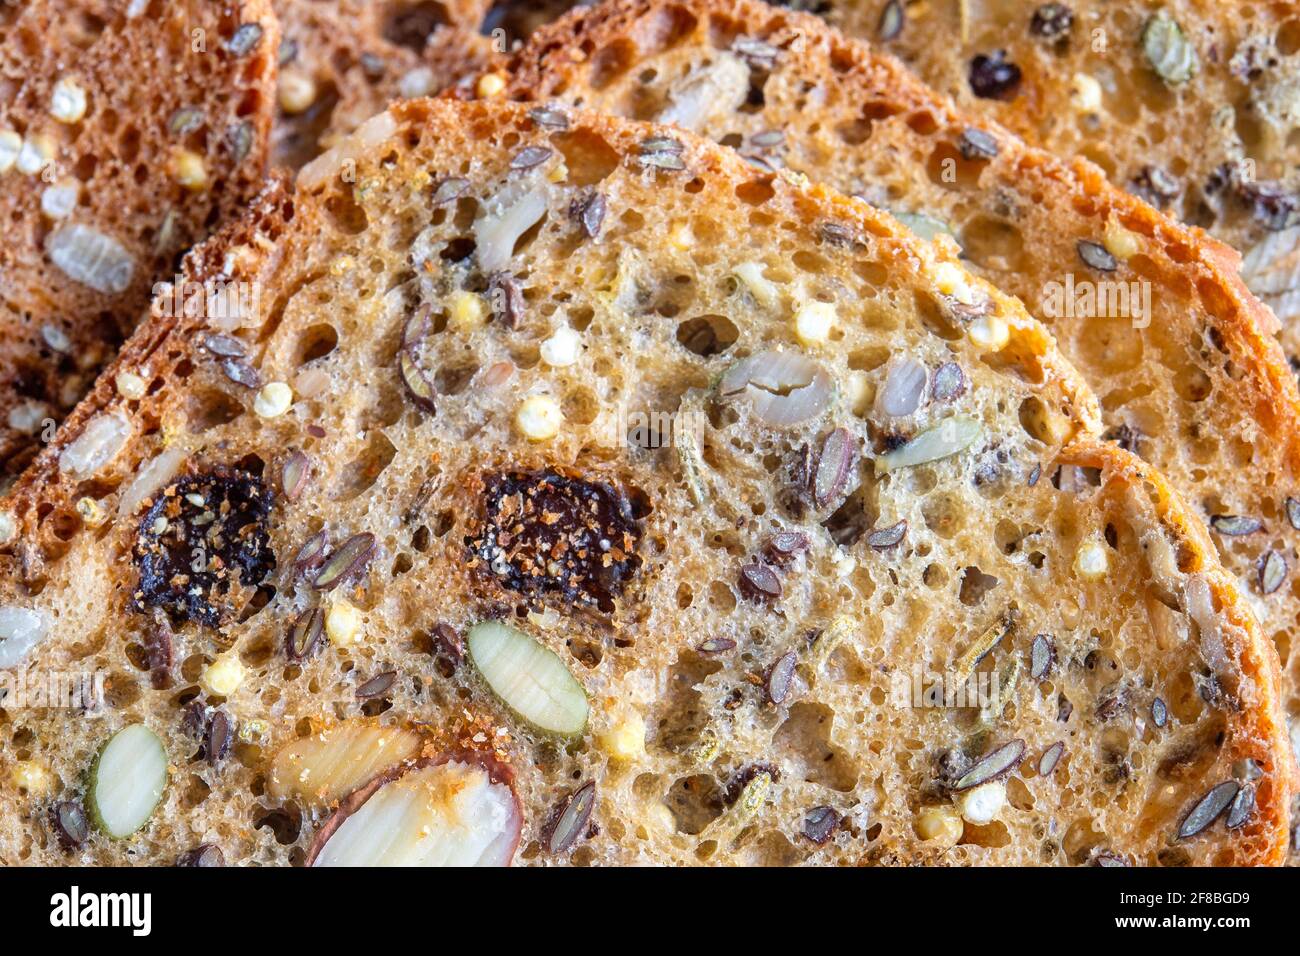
[0,0,279,481]
[0,99,1291,866]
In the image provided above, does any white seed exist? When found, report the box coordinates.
[16,133,54,175]
[46,223,136,294]
[968,313,1010,351]
[448,290,488,332]
[516,395,564,441]
[115,370,147,400]
[540,325,581,367]
[1074,536,1110,580]
[51,76,88,123]
[253,381,293,418]
[476,72,506,98]
[278,69,318,114]
[398,66,436,98]
[793,300,836,346]
[58,411,131,478]
[0,130,21,172]
[326,598,362,647]
[1103,216,1141,260]
[40,178,80,219]
[930,261,977,305]
[10,760,53,797]
[171,147,208,191]
[200,653,245,697]
[915,804,964,845]
[41,323,71,352]
[8,400,48,434]
[734,260,779,309]
[956,780,1006,825]
[599,707,647,761]
[0,509,16,546]
[0,605,52,668]
[1069,72,1102,113]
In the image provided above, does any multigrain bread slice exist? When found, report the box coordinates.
[0,0,279,482]
[505,0,1300,801]
[271,0,501,168]
[0,99,1291,866]
[813,0,1300,355]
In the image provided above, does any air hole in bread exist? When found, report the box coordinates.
[333,433,398,501]
[676,313,739,357]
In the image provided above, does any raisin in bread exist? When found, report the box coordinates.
[813,1,1300,358]
[0,0,278,482]
[0,99,1291,866]
[271,0,500,168]
[505,0,1300,812]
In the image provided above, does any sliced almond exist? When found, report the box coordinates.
[269,719,422,809]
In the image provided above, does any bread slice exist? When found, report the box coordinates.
[504,0,1300,818]
[271,0,501,168]
[0,99,1289,866]
[0,0,279,482]
[812,1,1300,356]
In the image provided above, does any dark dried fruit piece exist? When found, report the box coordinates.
[764,530,810,565]
[1029,4,1073,40]
[866,520,907,550]
[802,805,840,845]
[467,469,644,613]
[1178,781,1238,839]
[1151,696,1168,728]
[931,362,967,403]
[738,561,782,602]
[544,781,596,854]
[281,450,311,502]
[1029,634,1054,680]
[206,710,233,766]
[957,128,999,160]
[488,272,524,329]
[1226,784,1256,829]
[356,670,397,700]
[1038,742,1064,776]
[968,51,1021,100]
[177,844,225,867]
[287,607,324,661]
[510,146,552,171]
[51,801,89,851]
[313,532,377,591]
[1242,181,1300,231]
[1210,514,1263,536]
[878,0,903,40]
[699,637,737,655]
[1260,550,1288,594]
[133,469,275,628]
[766,651,798,704]
[1076,240,1118,272]
[954,739,1025,790]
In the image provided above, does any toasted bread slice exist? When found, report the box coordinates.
[271,0,501,168]
[0,100,1288,866]
[505,0,1300,812]
[817,1,1300,356]
[0,0,279,482]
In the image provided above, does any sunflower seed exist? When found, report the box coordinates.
[765,530,810,565]
[1226,784,1256,829]
[1143,11,1199,85]
[751,129,784,149]
[432,622,463,662]
[866,520,907,550]
[527,106,570,131]
[1152,696,1168,728]
[766,651,798,704]
[638,136,686,171]
[738,561,782,602]
[278,38,299,65]
[281,451,311,502]
[206,709,233,765]
[1029,633,1055,679]
[571,191,607,239]
[168,107,205,136]
[432,177,469,205]
[699,637,737,655]
[1077,240,1118,271]
[286,607,324,660]
[812,428,857,509]
[227,23,264,57]
[1287,497,1300,530]
[227,121,254,164]
[1038,741,1064,776]
[312,532,377,591]
[356,669,397,699]
[1094,852,1129,867]
[958,128,999,160]
[220,357,260,388]
[1210,514,1263,535]
[931,362,967,403]
[294,530,329,574]
[733,37,779,69]
[1260,550,1288,594]
[1178,781,1238,839]
[399,348,437,413]
[510,146,553,172]
[178,843,225,867]
[878,0,904,40]
[953,739,1025,790]
[202,333,246,358]
[51,801,88,850]
[802,805,840,845]
[545,781,596,854]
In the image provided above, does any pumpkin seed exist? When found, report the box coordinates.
[1038,741,1064,776]
[877,417,984,473]
[953,739,1025,790]
[1178,780,1239,839]
[1143,11,1199,85]
[1076,240,1118,272]
[1260,549,1288,594]
[867,520,907,550]
[1210,514,1263,536]
[957,128,999,160]
[766,651,798,705]
[802,805,840,845]
[467,620,589,736]
[286,607,324,661]
[312,532,377,591]
[1030,633,1055,680]
[546,781,596,854]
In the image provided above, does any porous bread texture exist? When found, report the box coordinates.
[0,100,1289,867]
[0,0,279,480]
[272,0,501,169]
[819,0,1300,356]
[504,0,1300,821]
